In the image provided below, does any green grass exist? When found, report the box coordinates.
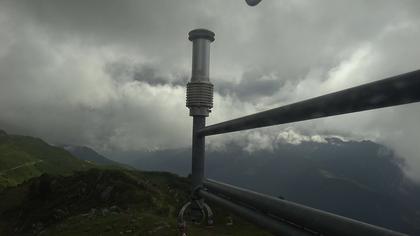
[0,132,94,188]
[0,131,271,235]
[0,169,271,236]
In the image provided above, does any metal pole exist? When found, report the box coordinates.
[198,69,420,137]
[186,29,215,193]
[203,179,408,236]
[191,117,206,190]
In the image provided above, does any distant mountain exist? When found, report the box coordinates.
[1,129,417,234]
[62,145,124,167]
[0,130,92,188]
[109,138,420,235]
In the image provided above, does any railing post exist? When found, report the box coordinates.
[186,29,215,194]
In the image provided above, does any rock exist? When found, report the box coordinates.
[101,208,110,216]
[110,205,121,212]
[88,208,97,218]
[32,222,44,234]
[53,208,67,220]
[136,180,147,189]
[226,216,233,226]
[148,224,169,234]
[96,172,104,182]
[101,185,114,201]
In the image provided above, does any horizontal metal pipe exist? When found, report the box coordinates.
[198,70,420,136]
[198,189,314,236]
[204,179,408,236]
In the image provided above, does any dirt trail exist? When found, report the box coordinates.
[0,160,43,175]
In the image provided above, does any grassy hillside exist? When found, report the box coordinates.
[0,130,269,235]
[0,169,270,236]
[0,130,92,188]
[1,130,416,234]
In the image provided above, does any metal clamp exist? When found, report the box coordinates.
[178,200,214,226]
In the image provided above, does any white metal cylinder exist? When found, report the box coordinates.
[186,29,215,117]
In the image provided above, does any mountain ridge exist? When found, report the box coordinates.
[61,145,127,168]
[1,130,419,234]
[108,138,420,234]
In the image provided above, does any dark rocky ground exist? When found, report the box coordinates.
[0,168,270,236]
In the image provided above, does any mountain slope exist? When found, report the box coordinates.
[0,169,270,236]
[62,145,125,167]
[0,130,92,188]
[110,138,420,234]
[0,131,270,235]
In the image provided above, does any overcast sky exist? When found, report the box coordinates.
[1,1,420,179]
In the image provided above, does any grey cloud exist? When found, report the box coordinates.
[1,0,420,180]
[215,70,284,101]
[105,62,188,87]
[105,60,284,101]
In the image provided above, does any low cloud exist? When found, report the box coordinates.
[0,0,420,180]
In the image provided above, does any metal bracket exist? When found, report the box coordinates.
[178,199,214,226]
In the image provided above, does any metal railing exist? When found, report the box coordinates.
[179,28,420,236]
